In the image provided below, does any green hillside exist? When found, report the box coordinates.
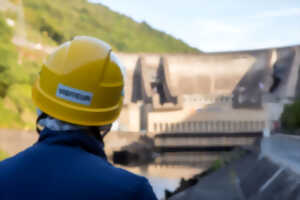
[23,0,199,53]
[0,149,8,161]
[0,0,199,129]
[0,13,38,129]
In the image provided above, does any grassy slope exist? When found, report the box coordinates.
[0,150,8,161]
[0,0,200,129]
[0,13,38,129]
[23,0,200,53]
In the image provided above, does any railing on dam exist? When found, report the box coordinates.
[152,120,265,134]
[155,152,224,167]
[183,95,233,105]
[154,132,262,151]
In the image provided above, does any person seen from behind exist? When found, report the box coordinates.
[0,36,158,200]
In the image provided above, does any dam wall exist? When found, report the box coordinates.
[115,45,300,134]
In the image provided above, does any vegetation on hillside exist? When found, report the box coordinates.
[23,0,199,53]
[0,150,8,161]
[0,0,200,129]
[280,101,300,133]
[0,14,38,129]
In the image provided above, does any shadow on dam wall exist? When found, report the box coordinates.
[232,48,296,109]
[232,50,271,109]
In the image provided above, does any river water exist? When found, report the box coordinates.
[120,165,203,199]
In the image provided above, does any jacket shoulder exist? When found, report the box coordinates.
[107,166,157,199]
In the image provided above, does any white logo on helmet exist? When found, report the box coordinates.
[56,84,93,106]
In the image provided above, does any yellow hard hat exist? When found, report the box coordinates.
[32,36,125,126]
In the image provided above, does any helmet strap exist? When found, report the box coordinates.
[36,112,48,134]
[87,124,112,143]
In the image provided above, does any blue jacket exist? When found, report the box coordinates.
[0,128,157,200]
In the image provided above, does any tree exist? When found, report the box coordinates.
[280,101,300,131]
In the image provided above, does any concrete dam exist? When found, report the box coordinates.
[111,45,300,160]
[117,46,300,133]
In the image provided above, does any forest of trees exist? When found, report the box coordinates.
[23,0,200,53]
[0,14,38,129]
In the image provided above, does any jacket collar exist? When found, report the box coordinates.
[37,128,107,159]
